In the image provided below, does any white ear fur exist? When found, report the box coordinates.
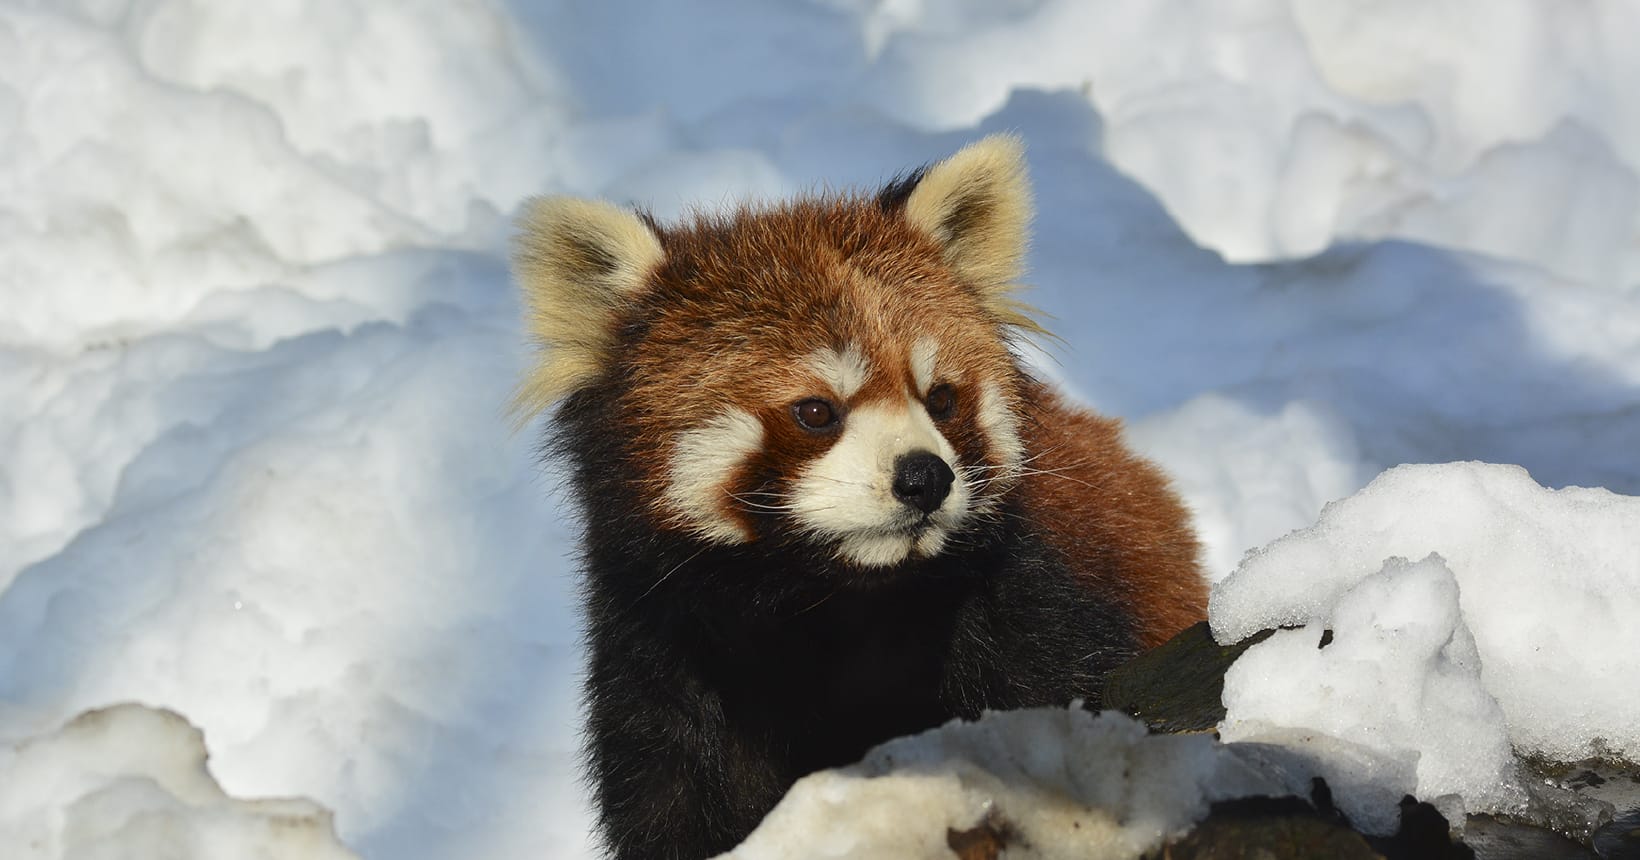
[903,134,1043,334]
[511,196,664,422]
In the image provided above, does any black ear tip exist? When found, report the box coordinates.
[876,165,928,212]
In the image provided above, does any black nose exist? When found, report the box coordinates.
[892,451,955,515]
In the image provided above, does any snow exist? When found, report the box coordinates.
[1219,553,1524,832]
[726,707,1282,860]
[0,703,358,860]
[3,0,1639,857]
[1213,462,1640,765]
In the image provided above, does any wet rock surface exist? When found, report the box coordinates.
[1517,757,1640,859]
[1145,793,1380,860]
[1462,815,1597,860]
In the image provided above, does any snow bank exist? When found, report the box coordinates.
[0,703,358,860]
[1212,462,1640,764]
[129,0,571,234]
[0,5,431,351]
[1210,462,1639,833]
[856,0,1640,280]
[725,708,1280,860]
[0,302,591,858]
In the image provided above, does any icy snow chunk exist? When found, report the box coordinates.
[723,708,1281,860]
[1220,555,1526,832]
[1211,462,1640,763]
[0,703,359,860]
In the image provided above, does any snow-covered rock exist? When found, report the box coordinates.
[724,708,1281,860]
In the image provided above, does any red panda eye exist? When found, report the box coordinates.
[926,384,957,420]
[794,399,838,431]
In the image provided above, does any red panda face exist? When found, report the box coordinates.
[618,208,1030,567]
[514,135,1041,572]
[652,340,1024,567]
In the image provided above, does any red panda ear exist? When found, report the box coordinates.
[511,196,664,422]
[902,134,1045,335]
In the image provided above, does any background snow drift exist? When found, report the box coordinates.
[2,0,1638,857]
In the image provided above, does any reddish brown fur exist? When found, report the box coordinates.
[1016,383,1207,647]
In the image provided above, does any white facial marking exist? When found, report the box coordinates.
[808,344,871,400]
[976,381,1024,472]
[915,529,949,558]
[664,407,763,543]
[788,398,971,567]
[837,532,918,567]
[910,338,939,394]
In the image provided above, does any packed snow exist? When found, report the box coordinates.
[1214,462,1640,766]
[1212,462,1640,832]
[0,703,358,860]
[1220,551,1525,833]
[726,708,1283,860]
[3,0,1639,857]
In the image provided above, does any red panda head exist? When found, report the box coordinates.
[515,136,1046,570]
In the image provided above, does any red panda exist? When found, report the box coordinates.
[512,135,1207,860]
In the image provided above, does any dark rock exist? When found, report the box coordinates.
[1153,787,1480,860]
[1593,810,1640,860]
[1148,792,1381,860]
[1367,796,1474,860]
[1102,621,1273,734]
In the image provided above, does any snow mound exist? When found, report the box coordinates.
[1220,554,1524,831]
[1211,462,1640,765]
[723,708,1280,860]
[0,703,358,860]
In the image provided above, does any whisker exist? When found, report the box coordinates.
[793,587,842,615]
[727,492,797,513]
[804,474,874,489]
[638,544,709,602]
[1008,465,1100,490]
